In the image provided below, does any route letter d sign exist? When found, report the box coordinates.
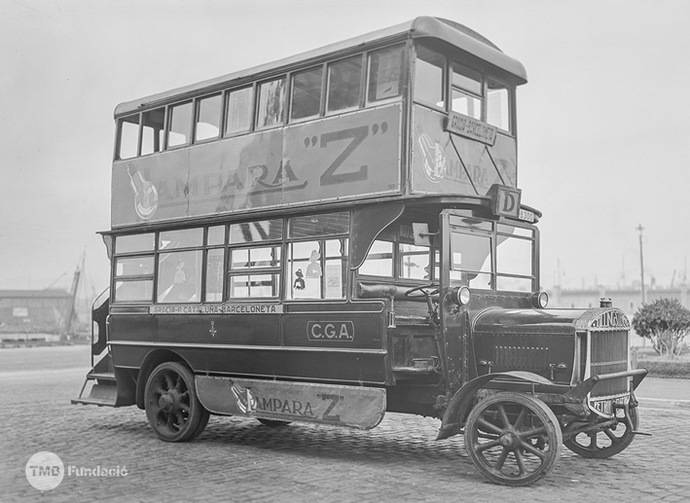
[488,184,521,218]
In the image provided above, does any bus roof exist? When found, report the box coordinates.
[114,16,527,117]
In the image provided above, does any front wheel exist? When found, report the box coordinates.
[564,403,638,458]
[464,392,562,486]
[144,361,209,442]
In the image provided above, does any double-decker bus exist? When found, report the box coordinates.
[73,17,647,486]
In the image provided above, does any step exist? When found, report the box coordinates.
[72,381,118,407]
[87,371,116,382]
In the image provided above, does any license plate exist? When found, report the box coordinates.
[592,399,614,415]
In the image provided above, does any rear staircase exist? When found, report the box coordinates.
[71,352,122,407]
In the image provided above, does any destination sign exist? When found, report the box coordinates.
[149,303,283,315]
[445,111,497,145]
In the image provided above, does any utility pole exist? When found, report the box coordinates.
[637,224,645,304]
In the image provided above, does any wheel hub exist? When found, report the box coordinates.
[499,432,519,448]
[159,392,175,411]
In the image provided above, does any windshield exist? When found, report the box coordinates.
[449,217,534,292]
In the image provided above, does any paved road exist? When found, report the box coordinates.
[2,347,690,502]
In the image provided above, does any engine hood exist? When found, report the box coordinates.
[470,307,631,383]
[472,307,630,335]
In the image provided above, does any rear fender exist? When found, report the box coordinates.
[436,371,553,440]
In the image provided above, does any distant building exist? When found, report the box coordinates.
[0,289,73,341]
[549,284,689,315]
[548,284,689,346]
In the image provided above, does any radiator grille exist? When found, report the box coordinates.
[589,329,629,398]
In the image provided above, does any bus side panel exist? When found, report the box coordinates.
[112,104,402,228]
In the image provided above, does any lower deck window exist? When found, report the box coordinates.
[288,239,346,299]
[228,246,281,298]
[157,250,202,303]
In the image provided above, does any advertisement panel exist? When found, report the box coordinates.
[410,105,517,197]
[112,104,401,227]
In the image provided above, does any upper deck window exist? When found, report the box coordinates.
[367,46,403,102]
[117,115,139,160]
[141,108,165,156]
[451,64,482,119]
[225,86,253,135]
[167,101,193,148]
[487,80,510,132]
[327,55,362,112]
[256,77,286,129]
[291,67,323,121]
[414,45,444,108]
[195,94,222,142]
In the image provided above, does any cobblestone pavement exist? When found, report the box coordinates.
[2,351,690,502]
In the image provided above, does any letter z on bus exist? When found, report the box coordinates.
[307,321,355,342]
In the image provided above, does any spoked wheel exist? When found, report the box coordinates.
[464,392,562,486]
[257,418,292,427]
[564,403,638,458]
[145,361,210,442]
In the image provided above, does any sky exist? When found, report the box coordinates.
[0,0,688,294]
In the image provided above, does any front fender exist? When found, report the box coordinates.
[436,371,553,440]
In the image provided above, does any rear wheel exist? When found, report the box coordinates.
[564,403,638,458]
[464,392,562,486]
[144,361,209,442]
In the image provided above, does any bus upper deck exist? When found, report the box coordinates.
[111,16,529,230]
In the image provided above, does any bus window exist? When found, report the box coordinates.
[157,250,202,303]
[291,66,323,121]
[451,64,482,119]
[327,55,362,113]
[360,240,394,277]
[289,212,349,237]
[288,239,345,299]
[195,94,222,142]
[367,46,403,102]
[487,80,511,132]
[450,232,492,289]
[256,77,286,129]
[141,108,165,155]
[496,230,533,292]
[159,228,203,250]
[114,280,153,302]
[228,246,281,298]
[225,86,253,135]
[117,115,139,159]
[207,225,226,246]
[115,256,154,277]
[115,233,154,254]
[400,243,431,280]
[324,239,346,298]
[229,219,282,244]
[167,101,193,148]
[414,45,444,109]
[205,248,225,302]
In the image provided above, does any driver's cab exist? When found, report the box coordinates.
[354,204,539,389]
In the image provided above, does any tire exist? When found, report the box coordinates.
[144,361,209,442]
[464,392,562,486]
[564,403,638,458]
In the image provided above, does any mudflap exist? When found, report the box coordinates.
[71,353,134,407]
[196,376,387,430]
[436,371,554,440]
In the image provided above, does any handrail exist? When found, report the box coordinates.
[90,287,110,368]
